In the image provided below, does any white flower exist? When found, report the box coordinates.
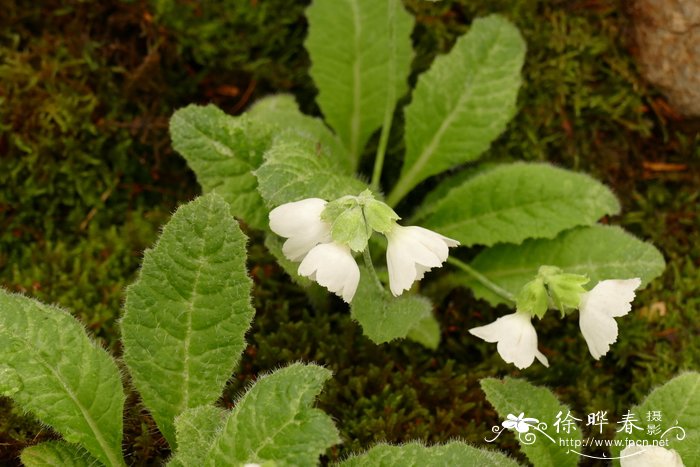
[269,198,331,261]
[578,278,641,359]
[385,225,459,296]
[469,311,549,369]
[620,445,685,467]
[298,242,360,303]
[502,413,539,433]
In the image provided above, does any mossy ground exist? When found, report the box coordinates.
[1,0,698,465]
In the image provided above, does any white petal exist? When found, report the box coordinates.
[269,198,327,237]
[270,198,331,261]
[298,243,360,303]
[385,224,459,296]
[469,312,546,369]
[578,278,641,359]
[620,445,685,467]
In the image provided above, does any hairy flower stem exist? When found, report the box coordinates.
[447,257,516,303]
[363,247,384,289]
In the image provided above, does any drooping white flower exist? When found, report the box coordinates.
[620,445,685,467]
[578,278,641,359]
[269,198,331,261]
[385,225,459,296]
[469,311,549,369]
[502,413,539,433]
[298,242,360,303]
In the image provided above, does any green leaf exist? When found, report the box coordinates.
[21,441,99,467]
[388,15,526,206]
[406,314,441,350]
[331,205,371,252]
[248,94,353,172]
[364,198,400,234]
[339,441,521,466]
[466,225,665,306]
[420,163,621,246]
[121,194,254,447]
[255,139,368,208]
[481,377,580,467]
[544,273,589,316]
[612,372,699,465]
[0,291,125,467]
[168,406,227,467]
[306,0,414,164]
[170,104,272,229]
[351,267,433,344]
[207,363,340,466]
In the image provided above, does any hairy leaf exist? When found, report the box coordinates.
[168,406,227,467]
[612,372,699,465]
[466,225,665,306]
[421,163,620,246]
[171,104,272,229]
[481,377,580,467]
[121,194,254,447]
[351,267,433,344]
[248,94,352,171]
[306,0,414,164]
[207,363,340,466]
[339,441,521,466]
[406,315,441,350]
[0,291,124,466]
[388,15,525,206]
[255,139,368,208]
[21,441,98,467]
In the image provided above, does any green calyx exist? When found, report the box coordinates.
[321,190,399,252]
[515,266,589,319]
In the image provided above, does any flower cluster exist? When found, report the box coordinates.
[269,194,459,303]
[469,272,642,369]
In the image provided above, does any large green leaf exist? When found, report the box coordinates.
[481,377,580,467]
[350,267,434,344]
[306,0,414,165]
[339,441,521,466]
[170,104,272,229]
[466,225,665,306]
[248,94,353,172]
[206,363,340,466]
[255,139,368,208]
[121,194,254,447]
[21,441,99,467]
[612,372,699,465]
[387,15,525,206]
[421,163,620,246]
[0,291,125,466]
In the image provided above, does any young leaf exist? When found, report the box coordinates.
[612,372,699,465]
[0,291,125,467]
[255,139,368,208]
[207,363,340,465]
[168,406,227,467]
[466,225,665,306]
[420,163,620,246]
[388,15,526,206]
[339,441,521,466]
[21,441,98,467]
[481,377,581,467]
[306,0,414,164]
[247,94,353,172]
[121,194,254,447]
[170,104,272,229]
[351,267,433,344]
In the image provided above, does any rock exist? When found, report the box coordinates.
[632,0,700,116]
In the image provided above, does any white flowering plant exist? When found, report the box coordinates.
[170,0,664,357]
